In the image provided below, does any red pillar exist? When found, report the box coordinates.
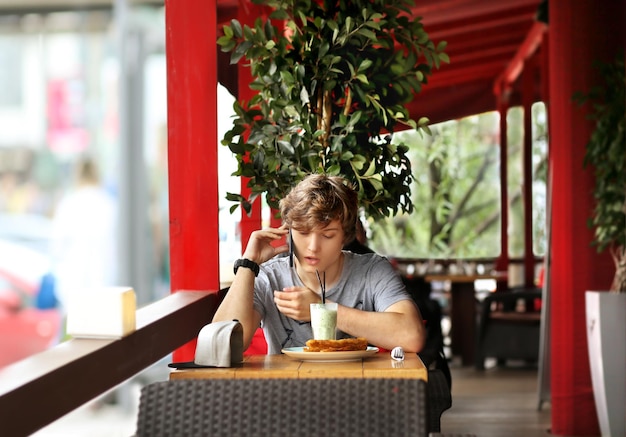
[548,0,623,434]
[522,58,535,287]
[495,97,509,276]
[165,0,220,361]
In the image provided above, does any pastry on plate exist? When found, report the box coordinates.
[304,337,368,352]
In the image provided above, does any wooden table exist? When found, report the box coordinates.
[425,273,506,366]
[170,352,428,381]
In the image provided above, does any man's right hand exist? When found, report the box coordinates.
[242,227,289,265]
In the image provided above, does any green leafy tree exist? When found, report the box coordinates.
[218,0,448,219]
[370,115,501,257]
[369,110,549,259]
[575,52,626,292]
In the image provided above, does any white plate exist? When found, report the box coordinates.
[281,346,379,362]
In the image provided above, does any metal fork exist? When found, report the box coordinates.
[391,346,405,361]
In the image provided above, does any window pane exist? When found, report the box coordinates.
[506,106,524,258]
[369,112,501,259]
[532,102,548,256]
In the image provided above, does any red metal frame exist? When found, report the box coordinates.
[166,0,220,361]
[548,1,621,434]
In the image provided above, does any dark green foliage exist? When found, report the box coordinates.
[574,52,625,291]
[218,0,448,219]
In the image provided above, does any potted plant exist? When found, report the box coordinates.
[575,51,625,437]
[217,0,448,220]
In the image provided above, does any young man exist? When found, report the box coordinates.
[213,174,425,354]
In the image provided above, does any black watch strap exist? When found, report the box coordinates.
[234,258,260,277]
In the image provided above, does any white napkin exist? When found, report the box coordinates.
[169,320,244,368]
[194,320,244,367]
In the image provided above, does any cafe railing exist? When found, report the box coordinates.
[0,290,219,437]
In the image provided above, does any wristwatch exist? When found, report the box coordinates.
[233,258,260,277]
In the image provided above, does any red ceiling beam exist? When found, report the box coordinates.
[406,79,496,124]
[441,23,532,53]
[426,60,512,89]
[413,0,541,25]
[493,21,547,98]
[426,5,538,39]
[446,43,523,64]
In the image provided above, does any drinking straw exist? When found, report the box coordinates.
[289,229,294,269]
[316,270,326,303]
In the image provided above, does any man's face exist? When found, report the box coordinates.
[291,219,345,275]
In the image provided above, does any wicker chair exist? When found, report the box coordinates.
[135,378,429,437]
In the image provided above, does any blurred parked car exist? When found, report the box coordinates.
[0,214,61,368]
[0,213,53,254]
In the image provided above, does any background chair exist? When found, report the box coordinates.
[475,287,542,370]
[402,275,453,433]
[135,378,429,437]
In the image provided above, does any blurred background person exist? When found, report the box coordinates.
[50,157,118,316]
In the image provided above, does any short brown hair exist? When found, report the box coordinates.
[279,174,358,243]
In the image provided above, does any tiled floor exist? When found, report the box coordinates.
[31,383,139,437]
[31,359,172,437]
[440,362,552,437]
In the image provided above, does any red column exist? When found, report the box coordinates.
[522,58,535,287]
[165,0,220,361]
[548,0,623,434]
[495,97,509,276]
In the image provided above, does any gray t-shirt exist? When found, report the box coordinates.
[253,251,413,354]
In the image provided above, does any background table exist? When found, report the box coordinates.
[425,273,506,366]
[170,352,428,381]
